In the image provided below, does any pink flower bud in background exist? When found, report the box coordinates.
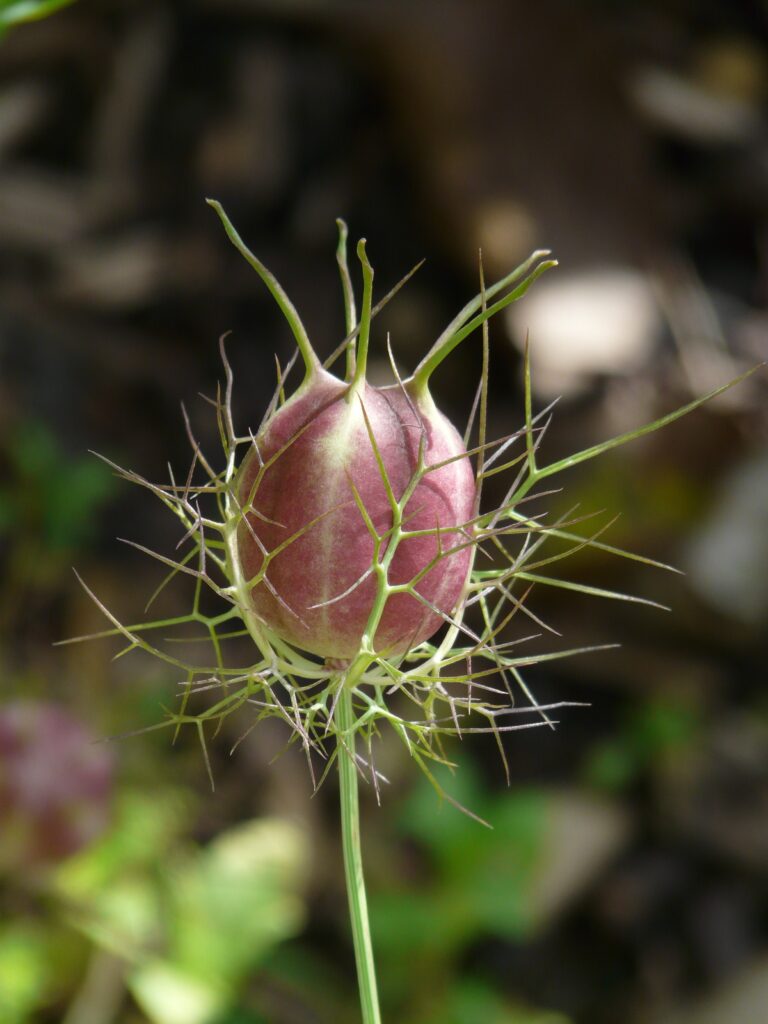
[0,702,113,872]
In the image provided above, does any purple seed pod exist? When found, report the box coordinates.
[237,371,477,660]
[0,701,113,871]
[200,206,556,675]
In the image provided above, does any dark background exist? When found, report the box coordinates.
[0,2,767,1023]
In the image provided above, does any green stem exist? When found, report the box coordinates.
[409,252,556,395]
[338,685,382,1024]
[352,239,374,391]
[206,199,320,384]
[336,218,358,381]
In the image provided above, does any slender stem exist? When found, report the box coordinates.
[337,685,382,1024]
[352,239,374,391]
[533,364,761,482]
[474,254,489,515]
[424,248,551,369]
[523,332,537,477]
[206,199,320,384]
[410,256,557,395]
[322,258,424,375]
[336,218,358,381]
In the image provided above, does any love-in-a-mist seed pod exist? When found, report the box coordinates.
[236,372,477,660]
[215,208,553,666]
[70,200,756,1024]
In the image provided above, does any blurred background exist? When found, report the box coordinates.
[0,1,767,1022]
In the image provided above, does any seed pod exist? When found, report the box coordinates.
[207,201,553,667]
[237,370,476,660]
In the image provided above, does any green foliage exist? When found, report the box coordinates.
[0,924,54,1023]
[0,0,76,35]
[212,1012,268,1024]
[440,978,572,1024]
[369,760,630,1021]
[55,787,192,897]
[0,419,115,631]
[584,695,702,792]
[49,791,309,1024]
[373,762,547,966]
[0,918,85,1023]
[0,419,115,636]
[129,817,307,1024]
[0,420,115,552]
[159,819,308,992]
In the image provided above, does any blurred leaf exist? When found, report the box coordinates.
[0,924,54,1023]
[10,419,57,476]
[0,420,115,552]
[375,759,629,1016]
[548,459,703,574]
[167,818,308,986]
[51,790,191,974]
[393,762,547,941]
[583,739,639,792]
[121,818,308,1024]
[396,759,494,874]
[44,458,116,549]
[584,695,701,792]
[212,1011,268,1024]
[258,942,348,1023]
[53,803,308,1024]
[0,0,76,30]
[630,696,700,756]
[0,492,13,532]
[131,962,223,1024]
[66,875,161,962]
[54,788,193,899]
[51,790,191,961]
[372,765,547,986]
[439,978,573,1024]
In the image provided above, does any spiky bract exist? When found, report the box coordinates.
[64,203,754,804]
